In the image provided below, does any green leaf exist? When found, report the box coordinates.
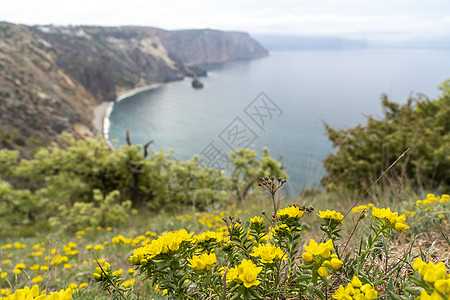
[297,274,313,281]
[387,289,401,300]
[372,279,385,286]
[404,287,421,296]
[314,288,325,300]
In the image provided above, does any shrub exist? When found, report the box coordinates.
[0,134,285,233]
[322,79,450,192]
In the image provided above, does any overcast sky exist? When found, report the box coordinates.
[2,0,450,42]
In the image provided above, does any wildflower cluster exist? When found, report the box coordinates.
[0,285,72,300]
[302,239,343,278]
[276,206,304,224]
[416,194,450,208]
[250,243,286,264]
[93,261,111,281]
[189,252,217,271]
[411,258,450,299]
[318,209,345,241]
[128,229,193,265]
[317,209,344,224]
[332,276,378,300]
[372,207,410,231]
[0,225,139,299]
[225,259,262,288]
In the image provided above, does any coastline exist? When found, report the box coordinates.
[93,83,162,146]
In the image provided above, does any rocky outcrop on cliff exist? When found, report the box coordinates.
[30,25,190,102]
[143,28,269,66]
[0,22,268,155]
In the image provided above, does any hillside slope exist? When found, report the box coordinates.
[0,22,268,155]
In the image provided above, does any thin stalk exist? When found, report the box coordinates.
[344,148,410,219]
[92,252,127,300]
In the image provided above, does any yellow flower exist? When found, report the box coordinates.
[351,276,362,288]
[440,194,449,203]
[317,210,344,223]
[236,259,262,288]
[372,206,409,231]
[1,244,12,250]
[113,269,123,276]
[64,264,73,269]
[420,289,445,300]
[31,275,43,283]
[330,258,343,270]
[122,279,136,288]
[93,244,104,251]
[360,284,372,294]
[125,279,136,287]
[426,194,440,202]
[303,239,334,259]
[155,284,168,295]
[352,205,368,213]
[372,207,391,219]
[250,244,286,264]
[188,252,217,271]
[394,222,410,231]
[223,266,239,283]
[68,283,78,289]
[364,288,378,299]
[129,229,193,265]
[194,231,219,243]
[277,206,304,220]
[250,216,265,228]
[416,260,448,283]
[302,252,314,262]
[317,266,328,277]
[435,279,450,293]
[332,285,352,300]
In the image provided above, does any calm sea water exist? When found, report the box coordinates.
[109,49,450,195]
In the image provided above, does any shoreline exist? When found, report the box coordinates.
[93,83,162,146]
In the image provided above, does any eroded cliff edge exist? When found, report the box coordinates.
[0,22,268,155]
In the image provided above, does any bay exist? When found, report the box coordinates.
[108,49,450,195]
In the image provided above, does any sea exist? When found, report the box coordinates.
[108,49,450,196]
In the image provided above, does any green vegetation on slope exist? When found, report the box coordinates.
[0,134,286,237]
[322,79,450,192]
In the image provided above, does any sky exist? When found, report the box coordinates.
[2,0,450,42]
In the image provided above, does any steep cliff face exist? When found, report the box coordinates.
[0,22,268,155]
[144,28,269,66]
[30,25,190,102]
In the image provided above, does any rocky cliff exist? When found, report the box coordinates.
[141,28,269,66]
[0,22,268,155]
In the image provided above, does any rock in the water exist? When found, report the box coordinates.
[192,78,204,89]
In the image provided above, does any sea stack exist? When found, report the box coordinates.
[192,78,204,89]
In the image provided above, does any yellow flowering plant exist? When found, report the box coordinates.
[404,194,449,237]
[318,209,344,242]
[87,176,448,300]
[92,260,134,299]
[406,257,450,299]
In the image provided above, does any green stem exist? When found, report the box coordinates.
[360,227,383,269]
